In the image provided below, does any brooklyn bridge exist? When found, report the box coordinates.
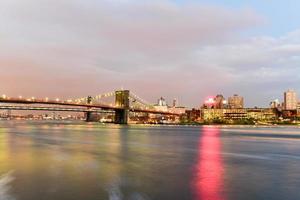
[0,90,180,124]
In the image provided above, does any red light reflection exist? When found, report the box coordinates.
[192,126,225,200]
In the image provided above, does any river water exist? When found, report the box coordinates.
[1,121,300,200]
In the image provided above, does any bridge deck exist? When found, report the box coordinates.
[0,99,180,116]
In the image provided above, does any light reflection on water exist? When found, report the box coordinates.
[193,126,225,200]
[1,122,300,199]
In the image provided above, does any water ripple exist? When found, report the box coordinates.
[0,171,15,200]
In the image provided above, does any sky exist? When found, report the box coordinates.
[1,0,300,108]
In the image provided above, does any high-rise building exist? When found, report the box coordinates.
[228,94,244,109]
[214,94,225,109]
[158,97,167,106]
[172,98,178,107]
[284,89,297,110]
[154,97,168,112]
[203,94,227,109]
[270,99,280,108]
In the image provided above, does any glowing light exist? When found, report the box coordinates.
[45,97,49,102]
[205,97,215,105]
[55,98,60,102]
[2,94,7,99]
[19,95,23,99]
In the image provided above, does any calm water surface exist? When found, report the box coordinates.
[1,121,300,200]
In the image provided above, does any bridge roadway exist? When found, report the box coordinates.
[0,105,114,113]
[0,98,180,116]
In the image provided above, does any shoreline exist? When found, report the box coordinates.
[0,119,300,127]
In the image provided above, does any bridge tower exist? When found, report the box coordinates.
[114,90,130,124]
[85,96,94,122]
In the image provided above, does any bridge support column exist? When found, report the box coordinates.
[114,90,130,124]
[86,96,99,122]
[115,109,129,124]
[86,111,93,122]
[85,111,101,122]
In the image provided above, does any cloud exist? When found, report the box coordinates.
[0,0,262,60]
[191,30,300,106]
[2,0,294,107]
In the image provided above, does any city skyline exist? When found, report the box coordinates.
[1,88,298,110]
[1,0,300,107]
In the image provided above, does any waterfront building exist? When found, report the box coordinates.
[284,89,297,110]
[223,109,247,119]
[168,106,186,115]
[246,108,276,120]
[202,109,224,120]
[297,102,300,117]
[185,109,201,122]
[201,108,276,121]
[154,97,168,112]
[282,110,297,119]
[228,94,244,109]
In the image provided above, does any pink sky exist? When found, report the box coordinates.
[1,0,300,107]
